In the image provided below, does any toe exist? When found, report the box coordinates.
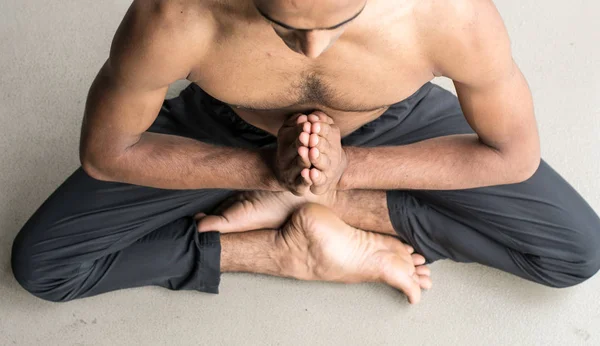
[418,275,433,290]
[415,265,430,277]
[411,253,426,266]
[381,257,422,305]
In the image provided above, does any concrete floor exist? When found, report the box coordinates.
[1,1,599,345]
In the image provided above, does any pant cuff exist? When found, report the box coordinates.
[196,231,221,294]
[386,190,411,244]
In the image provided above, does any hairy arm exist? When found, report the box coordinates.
[340,0,540,190]
[80,1,280,190]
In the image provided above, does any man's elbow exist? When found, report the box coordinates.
[507,150,541,184]
[80,149,120,182]
[81,159,109,181]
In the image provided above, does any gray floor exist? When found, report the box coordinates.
[1,1,599,345]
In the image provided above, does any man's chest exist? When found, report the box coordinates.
[190,25,434,112]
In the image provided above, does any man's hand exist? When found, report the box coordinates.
[305,112,347,195]
[275,114,314,196]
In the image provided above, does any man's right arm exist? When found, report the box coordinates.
[80,1,281,191]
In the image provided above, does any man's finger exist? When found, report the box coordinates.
[309,111,334,124]
[311,122,331,137]
[279,123,310,166]
[309,147,331,171]
[283,113,308,127]
[291,169,312,196]
[309,168,328,186]
[298,131,310,147]
[290,121,310,144]
[307,114,319,123]
[288,122,311,152]
[301,168,312,184]
[284,157,311,187]
[309,169,330,195]
[313,135,332,155]
[298,146,311,167]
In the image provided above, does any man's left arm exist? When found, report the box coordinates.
[340,1,540,191]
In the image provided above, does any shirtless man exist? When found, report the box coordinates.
[11,0,600,304]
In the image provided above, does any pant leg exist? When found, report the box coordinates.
[344,83,600,288]
[11,84,275,302]
[12,169,232,301]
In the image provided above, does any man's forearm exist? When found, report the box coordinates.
[87,132,282,191]
[340,134,539,191]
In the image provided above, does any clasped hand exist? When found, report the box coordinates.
[197,111,347,233]
[275,111,347,196]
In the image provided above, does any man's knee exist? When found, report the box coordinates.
[11,227,83,303]
[541,222,600,288]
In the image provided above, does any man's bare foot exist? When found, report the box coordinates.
[196,190,306,233]
[195,188,341,233]
[276,203,431,304]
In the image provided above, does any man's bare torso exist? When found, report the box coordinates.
[179,0,437,136]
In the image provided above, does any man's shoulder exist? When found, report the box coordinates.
[413,0,502,35]
[127,0,216,39]
[113,1,221,62]
[107,0,221,86]
[412,0,509,76]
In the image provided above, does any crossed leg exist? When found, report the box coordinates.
[12,84,599,303]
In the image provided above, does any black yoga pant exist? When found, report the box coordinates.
[11,82,600,302]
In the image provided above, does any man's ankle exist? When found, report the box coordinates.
[332,190,395,235]
[220,230,287,277]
